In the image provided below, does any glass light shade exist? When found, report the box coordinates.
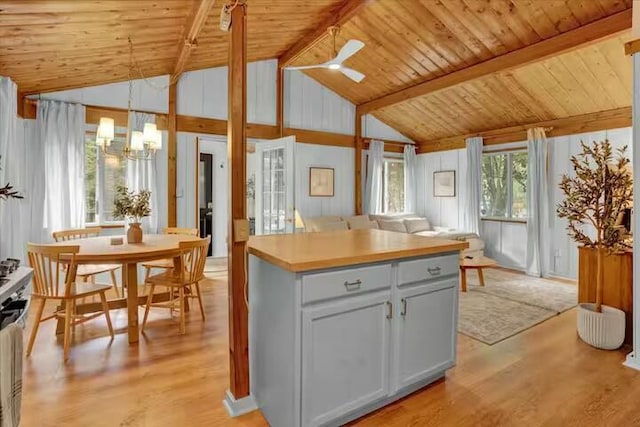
[130,131,144,151]
[96,117,115,143]
[150,129,162,150]
[142,123,157,144]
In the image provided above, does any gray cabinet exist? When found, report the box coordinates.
[396,280,458,389]
[301,292,392,427]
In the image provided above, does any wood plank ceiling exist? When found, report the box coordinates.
[0,0,634,146]
[0,0,346,94]
[291,0,633,143]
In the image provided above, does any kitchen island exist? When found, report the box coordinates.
[248,229,468,427]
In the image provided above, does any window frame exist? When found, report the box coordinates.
[84,132,127,227]
[480,149,528,223]
[380,155,405,215]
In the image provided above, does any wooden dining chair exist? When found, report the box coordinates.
[142,227,200,283]
[52,227,122,297]
[26,243,114,361]
[142,236,210,334]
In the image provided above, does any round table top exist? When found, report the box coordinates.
[49,234,202,264]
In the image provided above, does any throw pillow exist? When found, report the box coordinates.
[346,215,371,229]
[404,218,432,234]
[377,220,407,233]
[315,221,348,232]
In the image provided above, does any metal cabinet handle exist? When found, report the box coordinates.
[386,301,393,319]
[427,266,441,276]
[400,298,407,317]
[344,279,362,291]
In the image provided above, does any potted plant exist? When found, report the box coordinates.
[113,186,151,243]
[557,140,632,350]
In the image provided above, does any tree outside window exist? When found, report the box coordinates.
[481,151,527,220]
[382,158,405,214]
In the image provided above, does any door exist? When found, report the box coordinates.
[395,279,458,390]
[301,292,391,426]
[199,153,213,256]
[255,136,295,235]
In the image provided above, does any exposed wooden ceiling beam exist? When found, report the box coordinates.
[359,9,632,115]
[279,0,375,67]
[172,0,217,79]
[418,107,632,154]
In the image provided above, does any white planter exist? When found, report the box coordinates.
[577,303,625,350]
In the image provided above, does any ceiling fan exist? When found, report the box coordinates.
[285,26,366,83]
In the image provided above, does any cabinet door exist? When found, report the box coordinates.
[396,280,457,389]
[301,292,392,427]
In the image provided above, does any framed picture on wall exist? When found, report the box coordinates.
[434,170,456,197]
[309,167,334,197]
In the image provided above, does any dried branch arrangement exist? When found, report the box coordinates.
[0,156,22,201]
[112,186,151,223]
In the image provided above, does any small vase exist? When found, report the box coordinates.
[127,222,143,244]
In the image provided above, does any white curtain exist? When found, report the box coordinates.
[364,140,384,214]
[526,127,550,277]
[403,144,417,213]
[0,78,46,260]
[127,111,159,233]
[463,136,482,235]
[38,100,86,234]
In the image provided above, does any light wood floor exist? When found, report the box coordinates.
[22,273,640,427]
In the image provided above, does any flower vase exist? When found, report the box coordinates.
[127,222,143,243]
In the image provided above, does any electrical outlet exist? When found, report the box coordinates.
[233,219,250,242]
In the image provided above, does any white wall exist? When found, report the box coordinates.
[363,115,412,143]
[285,70,355,135]
[199,137,229,258]
[417,127,633,277]
[295,143,355,219]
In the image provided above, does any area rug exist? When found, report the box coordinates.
[465,269,577,314]
[458,269,577,345]
[458,291,556,345]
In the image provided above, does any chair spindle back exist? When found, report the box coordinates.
[52,227,102,242]
[178,237,210,285]
[27,244,79,298]
[163,227,199,236]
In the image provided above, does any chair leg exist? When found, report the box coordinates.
[99,292,114,338]
[26,296,46,357]
[195,282,206,321]
[178,287,186,334]
[142,284,155,331]
[110,270,120,298]
[63,299,74,362]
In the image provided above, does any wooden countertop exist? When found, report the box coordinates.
[248,229,469,272]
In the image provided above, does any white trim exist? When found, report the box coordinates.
[222,390,258,417]
[627,53,640,370]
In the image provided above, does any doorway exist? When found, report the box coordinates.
[199,152,213,256]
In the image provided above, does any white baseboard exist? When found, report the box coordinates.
[623,351,640,371]
[222,389,258,417]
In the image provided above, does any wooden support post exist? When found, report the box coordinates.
[276,59,284,137]
[355,107,363,215]
[227,2,250,400]
[168,81,178,227]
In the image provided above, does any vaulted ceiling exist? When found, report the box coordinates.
[0,0,634,147]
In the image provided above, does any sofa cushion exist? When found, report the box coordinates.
[350,220,379,230]
[312,221,348,232]
[345,215,371,229]
[377,219,407,233]
[303,216,343,232]
[404,218,432,234]
[370,213,421,222]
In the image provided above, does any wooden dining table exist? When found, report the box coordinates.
[49,233,202,344]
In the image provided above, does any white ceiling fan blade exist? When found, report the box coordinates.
[332,39,365,65]
[339,67,365,83]
[285,64,327,70]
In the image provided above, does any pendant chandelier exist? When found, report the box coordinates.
[95,37,161,160]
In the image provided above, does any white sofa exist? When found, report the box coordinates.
[302,213,484,259]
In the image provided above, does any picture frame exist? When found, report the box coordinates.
[309,167,334,197]
[433,170,456,197]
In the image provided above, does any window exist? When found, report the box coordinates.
[382,157,405,214]
[84,134,128,224]
[261,147,286,234]
[481,151,527,220]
